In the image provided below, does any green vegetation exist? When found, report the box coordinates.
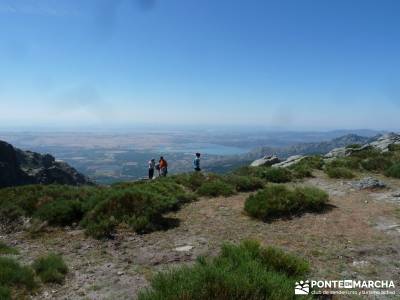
[262,168,293,183]
[0,171,267,238]
[385,163,400,179]
[325,166,355,179]
[223,175,265,192]
[196,179,235,197]
[0,242,18,255]
[0,257,36,299]
[287,156,324,178]
[389,144,400,152]
[0,243,68,299]
[346,143,362,149]
[0,179,196,239]
[322,145,400,179]
[32,253,68,284]
[245,185,329,221]
[138,240,309,300]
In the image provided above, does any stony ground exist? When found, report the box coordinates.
[2,171,400,299]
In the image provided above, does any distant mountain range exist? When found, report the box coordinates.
[204,134,377,173]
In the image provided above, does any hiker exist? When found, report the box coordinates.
[148,158,155,179]
[194,152,201,171]
[159,156,168,176]
[155,163,161,177]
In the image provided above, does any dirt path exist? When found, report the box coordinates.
[2,173,400,299]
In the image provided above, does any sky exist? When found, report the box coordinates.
[0,0,399,131]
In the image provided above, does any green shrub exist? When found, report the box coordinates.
[326,157,360,170]
[0,257,36,294]
[288,156,325,179]
[0,179,196,239]
[388,144,400,152]
[138,240,309,300]
[346,143,362,149]
[233,166,268,178]
[0,242,18,255]
[325,167,355,179]
[290,164,313,178]
[360,157,393,172]
[0,285,11,300]
[32,253,68,284]
[82,188,182,236]
[171,173,206,191]
[223,175,264,192]
[197,180,235,197]
[385,163,400,179]
[34,199,83,226]
[244,185,329,221]
[350,147,381,159]
[262,168,292,183]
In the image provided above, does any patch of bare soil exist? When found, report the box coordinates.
[1,172,400,299]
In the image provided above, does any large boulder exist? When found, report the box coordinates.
[0,140,93,188]
[272,155,307,168]
[250,155,280,167]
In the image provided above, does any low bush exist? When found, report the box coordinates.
[388,144,400,152]
[0,179,196,239]
[288,156,325,178]
[223,175,264,192]
[262,168,292,183]
[0,242,18,255]
[244,185,329,221]
[233,166,268,178]
[326,157,360,170]
[32,253,68,284]
[360,157,393,172]
[138,240,309,300]
[325,167,355,179]
[385,163,400,179]
[171,172,207,191]
[196,180,235,197]
[346,143,362,149]
[0,257,36,299]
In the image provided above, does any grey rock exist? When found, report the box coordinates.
[352,177,386,190]
[250,155,280,167]
[368,132,400,152]
[272,155,306,168]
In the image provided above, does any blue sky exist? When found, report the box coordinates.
[0,0,399,130]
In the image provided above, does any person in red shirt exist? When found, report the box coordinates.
[159,156,168,176]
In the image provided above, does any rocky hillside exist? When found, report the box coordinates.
[249,133,373,159]
[0,140,92,188]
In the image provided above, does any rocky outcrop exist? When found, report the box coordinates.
[351,177,386,190]
[272,155,307,168]
[325,133,400,159]
[369,133,400,152]
[250,155,280,167]
[0,140,93,188]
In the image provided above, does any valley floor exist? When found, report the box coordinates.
[2,171,400,299]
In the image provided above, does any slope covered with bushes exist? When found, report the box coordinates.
[138,240,310,300]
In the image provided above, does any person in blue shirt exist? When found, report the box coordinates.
[194,153,201,172]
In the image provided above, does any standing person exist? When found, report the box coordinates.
[159,156,168,176]
[148,158,155,179]
[194,152,201,171]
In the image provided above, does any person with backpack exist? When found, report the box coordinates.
[194,152,201,171]
[148,158,156,179]
[159,156,168,176]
